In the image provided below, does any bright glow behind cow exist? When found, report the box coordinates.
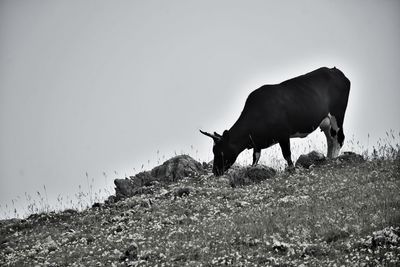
[201,67,350,176]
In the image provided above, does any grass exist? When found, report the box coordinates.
[0,133,399,266]
[0,171,116,219]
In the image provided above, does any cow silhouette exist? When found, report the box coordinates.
[201,67,350,176]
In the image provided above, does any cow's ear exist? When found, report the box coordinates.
[222,130,230,140]
[214,132,222,138]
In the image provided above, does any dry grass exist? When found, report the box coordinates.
[1,133,399,266]
[1,156,399,266]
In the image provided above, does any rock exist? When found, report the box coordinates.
[0,237,10,250]
[133,171,156,187]
[217,177,230,186]
[151,155,206,182]
[3,246,13,255]
[121,242,138,261]
[245,165,276,182]
[173,187,193,198]
[171,253,187,262]
[86,235,95,244]
[296,151,326,169]
[134,187,154,195]
[114,155,205,200]
[114,171,158,199]
[303,245,325,257]
[278,195,309,204]
[92,202,102,208]
[44,236,58,252]
[0,218,23,233]
[114,179,136,199]
[371,226,400,247]
[0,218,22,227]
[105,195,116,205]
[336,151,365,163]
[229,165,276,187]
[114,183,155,200]
[235,201,250,207]
[157,188,170,198]
[324,229,350,243]
[271,237,290,254]
[0,218,31,234]
[63,209,78,215]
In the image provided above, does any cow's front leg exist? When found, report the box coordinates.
[279,139,294,168]
[252,148,261,165]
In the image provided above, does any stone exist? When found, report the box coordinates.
[303,245,325,257]
[296,150,326,169]
[235,201,250,207]
[336,151,365,163]
[0,218,23,233]
[105,195,116,204]
[229,165,276,187]
[114,155,205,200]
[173,187,193,198]
[151,155,206,182]
[271,237,290,254]
[114,179,136,200]
[245,165,276,182]
[133,171,156,187]
[121,242,138,261]
[44,236,58,252]
[92,202,102,208]
[371,226,400,247]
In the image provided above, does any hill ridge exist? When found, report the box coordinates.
[1,153,399,266]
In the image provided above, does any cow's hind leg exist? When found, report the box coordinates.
[327,79,350,158]
[252,148,261,165]
[279,139,294,168]
[331,105,347,150]
[329,95,349,158]
[320,114,341,158]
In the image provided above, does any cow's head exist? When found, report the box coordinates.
[200,130,237,176]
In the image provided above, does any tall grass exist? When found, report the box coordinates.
[0,172,114,220]
[1,131,398,220]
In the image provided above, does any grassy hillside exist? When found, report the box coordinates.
[1,156,399,266]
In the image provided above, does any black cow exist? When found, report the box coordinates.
[201,67,350,176]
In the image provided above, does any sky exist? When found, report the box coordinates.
[1,0,399,218]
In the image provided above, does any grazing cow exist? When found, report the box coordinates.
[201,67,350,176]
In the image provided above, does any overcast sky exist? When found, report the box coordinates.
[1,1,399,218]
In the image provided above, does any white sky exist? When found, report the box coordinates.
[1,0,399,218]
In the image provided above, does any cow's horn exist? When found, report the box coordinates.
[199,130,221,141]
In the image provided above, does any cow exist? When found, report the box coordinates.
[200,67,350,176]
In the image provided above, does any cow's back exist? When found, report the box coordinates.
[233,67,350,139]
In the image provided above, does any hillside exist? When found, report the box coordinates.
[1,154,399,266]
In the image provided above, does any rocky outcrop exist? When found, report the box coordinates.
[228,165,276,187]
[114,155,205,200]
[336,151,365,163]
[150,155,206,182]
[296,151,326,169]
[361,227,400,248]
[114,178,155,200]
[370,227,400,247]
[296,151,365,169]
